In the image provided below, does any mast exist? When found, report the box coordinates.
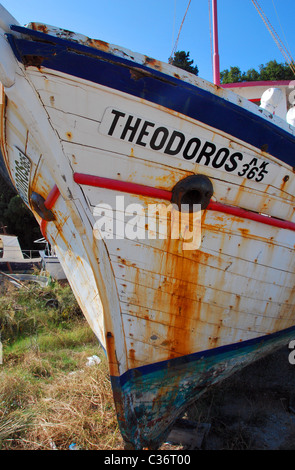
[212,0,220,85]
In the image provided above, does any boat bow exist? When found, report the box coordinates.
[0,3,295,449]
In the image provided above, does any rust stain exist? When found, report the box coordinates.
[66,131,72,141]
[29,22,49,34]
[0,87,13,183]
[154,172,179,187]
[144,56,161,71]
[129,69,147,81]
[117,184,295,370]
[71,154,78,165]
[105,331,120,376]
[238,228,250,236]
[128,348,136,364]
[86,38,111,53]
[213,83,226,97]
[23,55,45,69]
[10,100,18,110]
[30,172,52,202]
[154,236,204,358]
[280,174,290,192]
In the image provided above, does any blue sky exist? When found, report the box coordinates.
[1,0,294,82]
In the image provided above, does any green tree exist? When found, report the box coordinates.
[169,51,199,75]
[220,60,294,84]
[258,60,294,81]
[244,68,260,82]
[220,66,245,84]
[0,173,41,249]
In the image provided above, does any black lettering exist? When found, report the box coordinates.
[136,121,155,146]
[212,148,230,168]
[150,127,169,150]
[18,188,27,198]
[249,158,258,166]
[108,110,125,136]
[15,169,29,186]
[15,170,28,184]
[15,179,28,198]
[225,152,243,172]
[19,155,29,167]
[121,115,142,142]
[195,141,216,165]
[15,161,29,174]
[16,159,29,171]
[238,162,249,177]
[247,167,259,179]
[255,168,268,182]
[255,160,269,181]
[164,131,185,155]
[15,175,27,189]
[182,138,201,160]
[259,161,269,170]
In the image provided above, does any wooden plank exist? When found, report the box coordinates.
[86,185,295,248]
[114,265,294,317]
[111,246,294,289]
[121,299,295,332]
[29,70,295,202]
[105,231,294,282]
[121,314,265,366]
[68,144,295,223]
[117,276,293,323]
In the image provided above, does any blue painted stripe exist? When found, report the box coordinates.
[113,324,295,388]
[8,25,295,168]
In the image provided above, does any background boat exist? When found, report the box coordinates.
[0,233,41,274]
[35,237,67,281]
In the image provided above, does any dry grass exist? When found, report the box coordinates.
[0,345,124,450]
[9,363,122,450]
[0,280,124,450]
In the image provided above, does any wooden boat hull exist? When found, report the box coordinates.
[0,8,295,448]
[112,325,295,447]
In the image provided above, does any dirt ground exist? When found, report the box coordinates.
[164,345,295,450]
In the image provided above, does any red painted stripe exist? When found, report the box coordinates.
[208,201,295,231]
[40,219,47,238]
[73,172,295,232]
[44,184,60,209]
[39,184,60,238]
[73,173,172,201]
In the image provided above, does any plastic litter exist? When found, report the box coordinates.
[69,443,79,450]
[86,355,101,367]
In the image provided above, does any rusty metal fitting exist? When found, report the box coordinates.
[171,174,213,212]
[30,192,56,221]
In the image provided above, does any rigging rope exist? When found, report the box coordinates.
[271,0,293,61]
[251,0,295,75]
[169,0,192,62]
[171,0,177,53]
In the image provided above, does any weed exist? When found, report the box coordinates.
[0,280,124,450]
